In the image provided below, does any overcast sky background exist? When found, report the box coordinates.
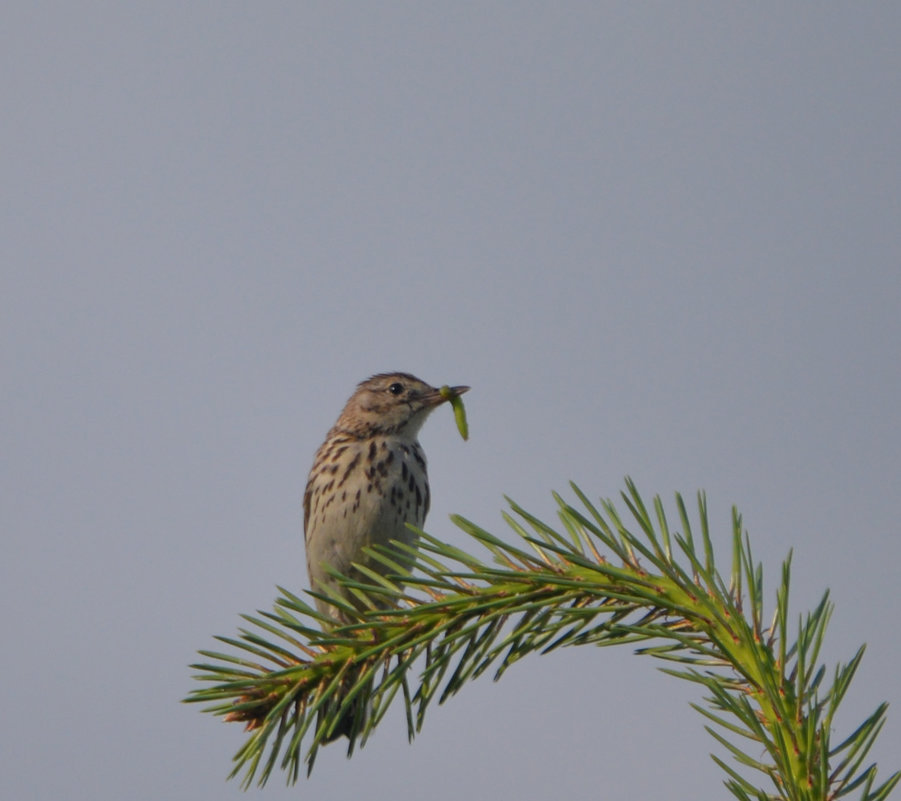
[3,4,900,800]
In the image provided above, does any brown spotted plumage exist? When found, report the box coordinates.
[303,372,468,742]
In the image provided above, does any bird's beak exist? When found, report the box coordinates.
[423,384,470,406]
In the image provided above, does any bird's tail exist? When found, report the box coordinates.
[317,671,373,745]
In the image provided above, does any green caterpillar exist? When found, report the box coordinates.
[439,385,469,441]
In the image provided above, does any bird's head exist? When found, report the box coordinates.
[334,372,469,438]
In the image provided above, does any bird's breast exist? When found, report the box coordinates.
[305,436,430,579]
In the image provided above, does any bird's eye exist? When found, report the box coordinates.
[388,382,404,395]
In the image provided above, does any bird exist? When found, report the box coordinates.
[303,372,469,741]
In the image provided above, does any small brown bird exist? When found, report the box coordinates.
[303,372,469,740]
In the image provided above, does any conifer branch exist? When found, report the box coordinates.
[185,480,899,800]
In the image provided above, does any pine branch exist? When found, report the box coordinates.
[185,480,899,799]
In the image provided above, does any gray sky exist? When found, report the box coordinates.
[3,4,900,800]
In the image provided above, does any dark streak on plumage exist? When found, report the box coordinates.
[338,452,361,488]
